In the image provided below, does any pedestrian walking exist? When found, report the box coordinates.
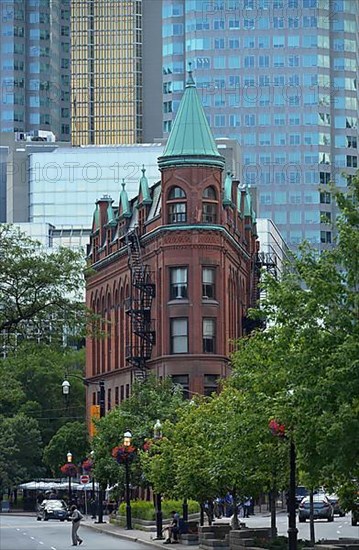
[69,504,83,546]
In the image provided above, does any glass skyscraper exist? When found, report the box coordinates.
[71,0,162,145]
[162,0,358,249]
[0,0,71,141]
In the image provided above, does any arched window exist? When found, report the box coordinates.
[168,186,187,224]
[169,186,186,199]
[203,186,216,200]
[202,186,218,223]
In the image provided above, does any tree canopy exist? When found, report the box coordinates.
[0,224,87,341]
[230,174,359,490]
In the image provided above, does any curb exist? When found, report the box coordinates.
[82,522,172,549]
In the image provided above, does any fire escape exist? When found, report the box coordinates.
[243,251,278,334]
[125,228,156,381]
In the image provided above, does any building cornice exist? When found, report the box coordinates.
[90,224,251,271]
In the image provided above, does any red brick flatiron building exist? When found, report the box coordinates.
[86,70,259,412]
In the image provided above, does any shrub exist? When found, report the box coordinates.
[162,499,199,518]
[119,500,155,520]
[118,499,199,520]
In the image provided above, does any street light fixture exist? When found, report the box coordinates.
[61,375,106,524]
[153,420,164,540]
[123,429,133,530]
[67,451,73,504]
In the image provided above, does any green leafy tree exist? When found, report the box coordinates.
[0,345,86,446]
[92,376,185,493]
[0,413,44,492]
[0,224,88,340]
[43,421,90,476]
[230,174,359,506]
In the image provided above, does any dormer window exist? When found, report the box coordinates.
[168,186,187,224]
[202,186,218,223]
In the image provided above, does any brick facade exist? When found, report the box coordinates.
[85,76,259,415]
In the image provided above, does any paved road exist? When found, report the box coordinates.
[240,512,359,541]
[0,515,149,550]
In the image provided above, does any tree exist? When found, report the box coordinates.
[0,344,86,446]
[0,414,44,493]
[0,224,87,340]
[229,174,359,538]
[43,422,90,476]
[92,376,185,493]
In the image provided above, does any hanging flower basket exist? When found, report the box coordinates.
[269,419,286,438]
[112,445,137,464]
[60,463,78,477]
[82,458,93,473]
[143,438,154,452]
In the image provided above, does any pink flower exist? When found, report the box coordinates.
[269,419,286,438]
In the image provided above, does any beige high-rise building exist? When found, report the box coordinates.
[71,0,162,145]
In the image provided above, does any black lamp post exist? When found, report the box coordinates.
[62,376,105,523]
[153,419,164,540]
[123,430,133,530]
[288,438,298,550]
[269,417,298,550]
[67,451,73,504]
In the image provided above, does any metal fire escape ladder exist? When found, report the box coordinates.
[125,227,156,381]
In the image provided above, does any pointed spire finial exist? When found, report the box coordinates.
[186,62,195,87]
[141,164,146,176]
[121,178,126,190]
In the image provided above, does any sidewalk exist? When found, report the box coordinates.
[82,506,287,549]
[82,517,191,549]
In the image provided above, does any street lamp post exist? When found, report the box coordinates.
[269,418,298,550]
[62,376,105,523]
[153,420,163,540]
[123,430,133,530]
[67,451,73,504]
[288,438,298,550]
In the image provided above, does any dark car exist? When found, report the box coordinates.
[298,495,334,522]
[326,494,345,517]
[37,499,69,521]
[295,486,309,508]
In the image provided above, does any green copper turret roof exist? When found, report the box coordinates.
[92,203,100,232]
[119,180,132,219]
[138,165,152,206]
[158,69,225,170]
[244,186,256,223]
[106,201,117,227]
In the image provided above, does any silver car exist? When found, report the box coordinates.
[298,495,334,522]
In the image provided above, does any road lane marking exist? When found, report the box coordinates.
[39,541,44,545]
[51,547,57,550]
[31,536,35,539]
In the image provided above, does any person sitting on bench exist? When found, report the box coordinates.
[163,510,180,544]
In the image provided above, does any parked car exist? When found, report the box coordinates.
[295,486,309,508]
[326,494,345,517]
[298,495,334,522]
[37,499,69,521]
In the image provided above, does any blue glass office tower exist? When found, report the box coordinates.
[162,0,358,249]
[0,0,71,141]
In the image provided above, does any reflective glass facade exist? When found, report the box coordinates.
[162,0,359,249]
[71,0,143,145]
[28,145,164,226]
[0,0,71,141]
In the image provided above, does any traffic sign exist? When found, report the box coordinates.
[80,475,90,484]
